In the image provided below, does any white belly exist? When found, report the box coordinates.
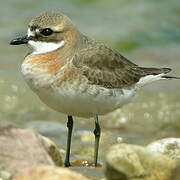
[22,63,135,118]
[37,82,135,118]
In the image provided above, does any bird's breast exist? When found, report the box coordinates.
[23,50,62,74]
[22,52,58,91]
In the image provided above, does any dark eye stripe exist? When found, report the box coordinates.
[30,25,38,31]
[41,28,53,36]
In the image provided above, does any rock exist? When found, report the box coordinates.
[171,165,180,180]
[105,143,176,180]
[12,165,90,180]
[39,136,63,166]
[0,124,90,179]
[147,138,180,163]
[0,126,62,177]
[0,165,11,180]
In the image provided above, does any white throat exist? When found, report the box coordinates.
[28,40,65,54]
[27,28,65,54]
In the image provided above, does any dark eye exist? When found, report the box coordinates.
[41,28,53,36]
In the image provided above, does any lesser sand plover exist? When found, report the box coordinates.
[10,11,179,167]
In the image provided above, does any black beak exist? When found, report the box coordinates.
[10,36,29,45]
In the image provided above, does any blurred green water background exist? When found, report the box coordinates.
[0,0,180,179]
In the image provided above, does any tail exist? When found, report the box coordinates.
[158,68,180,79]
[161,75,180,79]
[135,67,180,89]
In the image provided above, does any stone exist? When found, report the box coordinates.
[39,135,63,166]
[105,143,176,180]
[0,165,11,180]
[147,138,180,163]
[12,165,90,180]
[0,126,62,176]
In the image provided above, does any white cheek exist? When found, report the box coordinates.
[28,40,65,54]
[27,28,65,54]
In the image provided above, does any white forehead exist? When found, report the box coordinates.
[27,28,39,37]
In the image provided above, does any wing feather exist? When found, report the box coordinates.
[72,44,170,89]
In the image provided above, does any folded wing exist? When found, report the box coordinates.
[72,44,171,89]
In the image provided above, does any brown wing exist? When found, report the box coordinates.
[72,44,170,89]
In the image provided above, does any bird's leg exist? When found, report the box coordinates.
[93,114,101,167]
[64,115,73,167]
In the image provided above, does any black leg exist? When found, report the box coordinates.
[64,115,73,167]
[93,114,101,167]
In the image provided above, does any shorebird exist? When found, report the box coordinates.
[10,11,179,167]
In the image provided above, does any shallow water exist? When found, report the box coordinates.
[1,0,180,179]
